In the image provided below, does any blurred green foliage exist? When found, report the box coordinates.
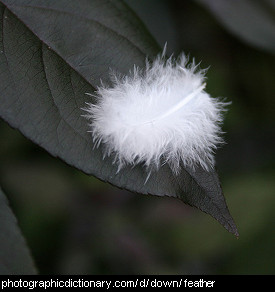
[0,0,274,274]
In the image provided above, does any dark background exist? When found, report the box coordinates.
[0,0,274,274]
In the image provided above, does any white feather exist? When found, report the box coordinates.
[83,53,229,174]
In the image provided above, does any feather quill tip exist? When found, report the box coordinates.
[83,53,229,174]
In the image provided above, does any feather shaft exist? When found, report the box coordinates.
[141,83,206,125]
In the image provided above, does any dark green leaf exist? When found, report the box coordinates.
[196,0,275,53]
[0,0,238,235]
[0,187,37,274]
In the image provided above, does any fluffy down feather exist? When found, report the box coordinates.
[83,53,228,174]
